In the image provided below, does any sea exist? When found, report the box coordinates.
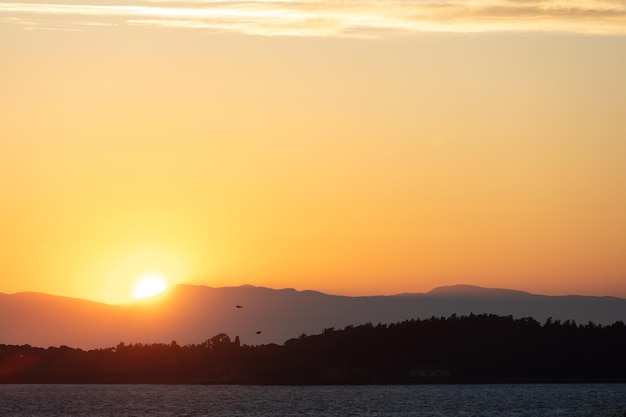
[1,384,625,416]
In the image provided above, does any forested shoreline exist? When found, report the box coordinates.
[2,314,625,384]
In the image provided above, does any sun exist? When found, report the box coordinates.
[133,275,167,300]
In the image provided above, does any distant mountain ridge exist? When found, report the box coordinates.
[1,284,625,349]
[422,284,532,297]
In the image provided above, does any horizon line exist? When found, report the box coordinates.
[4,283,625,306]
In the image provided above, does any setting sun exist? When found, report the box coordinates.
[133,275,167,300]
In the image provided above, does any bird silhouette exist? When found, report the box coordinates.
[256,331,262,334]
[236,305,244,309]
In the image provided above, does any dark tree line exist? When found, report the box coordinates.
[1,314,625,384]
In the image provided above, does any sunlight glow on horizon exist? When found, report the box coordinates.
[133,275,168,300]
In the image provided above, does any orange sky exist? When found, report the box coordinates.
[1,1,626,303]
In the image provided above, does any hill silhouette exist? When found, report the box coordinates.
[1,284,625,349]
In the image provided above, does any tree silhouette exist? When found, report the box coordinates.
[1,314,625,384]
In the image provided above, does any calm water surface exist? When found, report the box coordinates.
[1,384,625,416]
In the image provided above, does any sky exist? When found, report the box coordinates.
[1,0,626,304]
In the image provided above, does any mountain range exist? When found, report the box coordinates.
[1,284,625,349]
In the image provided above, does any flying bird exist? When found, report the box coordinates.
[236,305,244,309]
[256,331,262,334]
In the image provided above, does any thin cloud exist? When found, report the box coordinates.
[1,0,626,36]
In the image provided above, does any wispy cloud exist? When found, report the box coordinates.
[2,0,626,36]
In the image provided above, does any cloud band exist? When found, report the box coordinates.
[2,0,626,36]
